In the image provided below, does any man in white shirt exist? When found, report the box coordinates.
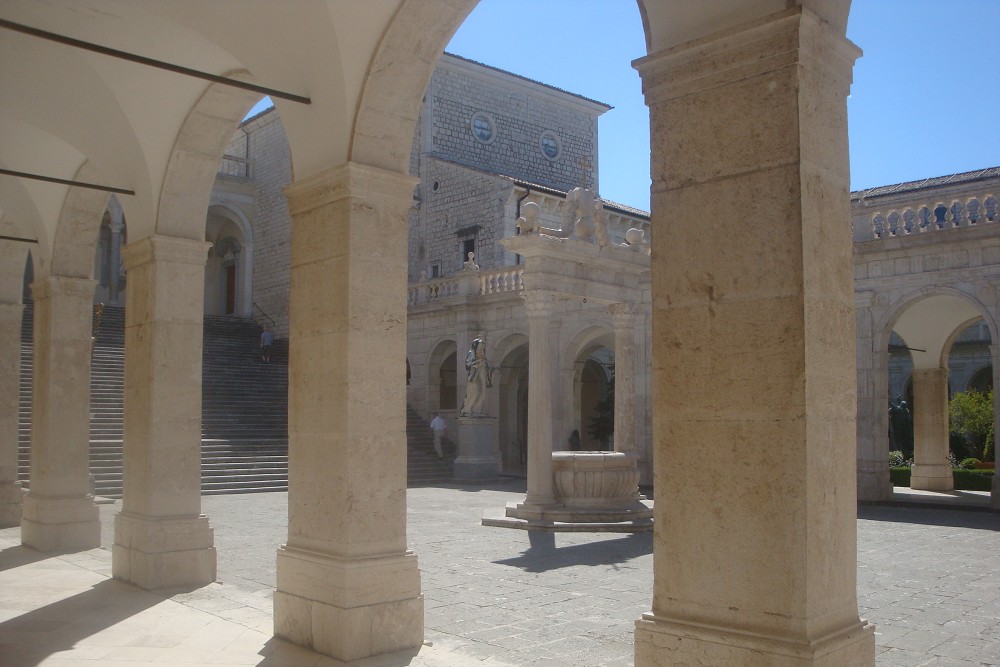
[429,413,447,458]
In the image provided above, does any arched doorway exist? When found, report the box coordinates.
[205,205,253,318]
[496,337,528,471]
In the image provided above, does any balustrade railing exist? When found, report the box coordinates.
[408,267,524,306]
[869,193,998,239]
[218,154,252,179]
[480,267,524,295]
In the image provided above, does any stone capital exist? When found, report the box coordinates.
[30,275,96,302]
[122,235,212,272]
[634,6,859,105]
[284,161,418,218]
[521,291,561,319]
[608,302,639,324]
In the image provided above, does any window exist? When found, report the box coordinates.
[430,263,441,278]
[539,130,561,160]
[471,112,495,144]
[462,238,476,262]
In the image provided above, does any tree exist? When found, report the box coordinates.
[948,389,994,461]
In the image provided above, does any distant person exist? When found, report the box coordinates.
[260,325,274,364]
[569,429,581,451]
[430,413,447,458]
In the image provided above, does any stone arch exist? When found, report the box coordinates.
[494,332,529,470]
[47,161,111,282]
[426,338,459,414]
[968,365,993,392]
[563,323,615,450]
[205,203,254,317]
[877,287,998,370]
[154,75,261,241]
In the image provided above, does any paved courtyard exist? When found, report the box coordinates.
[1,482,999,666]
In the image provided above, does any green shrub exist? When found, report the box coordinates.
[953,469,993,491]
[889,467,911,487]
[949,389,994,460]
[959,458,981,470]
[887,466,994,491]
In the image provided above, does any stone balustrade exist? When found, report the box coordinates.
[480,268,524,295]
[408,267,524,306]
[218,154,252,179]
[867,193,998,239]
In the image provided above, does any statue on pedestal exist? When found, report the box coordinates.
[460,336,493,417]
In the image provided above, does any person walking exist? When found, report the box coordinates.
[260,325,274,363]
[430,413,447,458]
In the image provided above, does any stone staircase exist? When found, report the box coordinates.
[406,406,457,485]
[18,302,456,496]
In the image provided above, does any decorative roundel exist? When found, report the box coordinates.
[539,130,561,160]
[471,112,496,144]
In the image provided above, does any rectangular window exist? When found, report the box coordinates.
[462,238,475,262]
[430,263,441,278]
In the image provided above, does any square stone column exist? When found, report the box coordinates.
[0,302,23,527]
[634,8,874,665]
[910,367,954,492]
[274,163,422,661]
[21,277,100,551]
[112,235,216,589]
[992,345,1000,509]
[610,303,638,457]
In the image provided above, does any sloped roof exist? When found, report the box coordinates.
[851,166,1000,202]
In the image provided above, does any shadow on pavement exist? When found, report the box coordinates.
[494,531,652,572]
[858,504,1000,531]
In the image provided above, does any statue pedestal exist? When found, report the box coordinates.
[453,416,500,481]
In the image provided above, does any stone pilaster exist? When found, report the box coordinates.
[634,7,874,665]
[0,302,23,527]
[910,367,954,491]
[21,276,100,551]
[519,291,559,509]
[274,162,422,661]
[609,303,638,456]
[855,293,891,500]
[112,235,216,589]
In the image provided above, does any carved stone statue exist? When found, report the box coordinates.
[463,251,480,271]
[460,336,493,417]
[516,201,541,235]
[564,187,608,244]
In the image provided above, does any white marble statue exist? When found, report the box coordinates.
[460,337,493,416]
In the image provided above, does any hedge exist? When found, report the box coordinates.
[889,467,994,491]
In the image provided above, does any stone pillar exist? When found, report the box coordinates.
[610,303,637,456]
[910,368,954,491]
[274,163,422,661]
[634,8,874,665]
[0,302,23,527]
[112,235,216,589]
[21,276,100,551]
[520,291,558,509]
[856,294,891,500]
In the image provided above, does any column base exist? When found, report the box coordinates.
[112,511,216,589]
[0,480,23,528]
[21,492,100,552]
[635,613,875,666]
[910,464,955,492]
[857,463,892,501]
[274,545,423,661]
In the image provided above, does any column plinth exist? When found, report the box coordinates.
[276,162,422,661]
[22,277,99,551]
[112,235,216,588]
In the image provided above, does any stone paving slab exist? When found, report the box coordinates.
[1,482,998,666]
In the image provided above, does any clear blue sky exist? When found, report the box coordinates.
[247,2,998,213]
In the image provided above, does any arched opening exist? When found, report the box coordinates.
[497,340,529,471]
[92,201,127,307]
[427,340,459,415]
[204,205,253,318]
[575,348,614,450]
